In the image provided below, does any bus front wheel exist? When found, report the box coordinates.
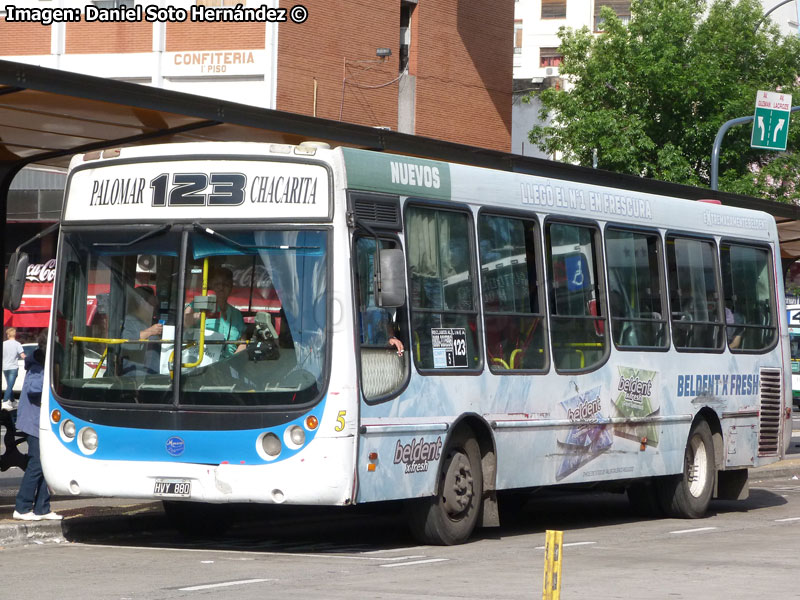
[405,430,483,545]
[657,419,715,518]
[162,500,234,538]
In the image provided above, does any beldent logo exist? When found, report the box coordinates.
[393,436,443,474]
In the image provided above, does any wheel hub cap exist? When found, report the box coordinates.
[442,451,474,517]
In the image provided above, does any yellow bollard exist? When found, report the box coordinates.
[542,529,563,600]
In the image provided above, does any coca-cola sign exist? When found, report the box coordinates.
[26,259,56,283]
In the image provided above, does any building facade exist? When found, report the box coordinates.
[511,0,798,157]
[0,0,513,152]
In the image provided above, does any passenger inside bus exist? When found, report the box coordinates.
[725,304,744,349]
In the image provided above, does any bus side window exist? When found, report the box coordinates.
[478,213,547,372]
[605,228,668,349]
[720,243,776,352]
[406,206,481,371]
[666,236,724,351]
[545,222,607,371]
[354,236,408,400]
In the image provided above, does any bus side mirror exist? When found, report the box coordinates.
[377,248,406,308]
[3,251,29,311]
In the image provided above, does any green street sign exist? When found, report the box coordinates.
[751,90,792,151]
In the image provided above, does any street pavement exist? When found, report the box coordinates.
[2,456,800,549]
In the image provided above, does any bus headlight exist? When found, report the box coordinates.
[78,427,99,455]
[60,419,76,441]
[258,432,282,460]
[285,425,305,448]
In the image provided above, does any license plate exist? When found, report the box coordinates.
[153,479,192,498]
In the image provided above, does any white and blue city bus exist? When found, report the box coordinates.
[786,301,800,407]
[6,141,791,544]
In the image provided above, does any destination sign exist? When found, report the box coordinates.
[64,159,330,222]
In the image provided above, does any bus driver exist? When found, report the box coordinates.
[184,267,246,359]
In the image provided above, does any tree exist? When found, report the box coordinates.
[527,0,800,201]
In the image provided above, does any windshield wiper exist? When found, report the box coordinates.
[192,222,319,251]
[92,224,172,248]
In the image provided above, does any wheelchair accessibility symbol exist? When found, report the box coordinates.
[565,253,589,291]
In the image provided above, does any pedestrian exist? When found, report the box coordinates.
[2,326,26,411]
[13,330,62,521]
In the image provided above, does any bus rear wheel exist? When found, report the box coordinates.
[405,430,483,545]
[657,419,715,518]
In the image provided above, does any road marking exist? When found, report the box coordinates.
[535,541,596,550]
[669,527,718,534]
[774,517,800,522]
[86,543,428,562]
[362,546,430,554]
[179,578,274,591]
[380,558,449,568]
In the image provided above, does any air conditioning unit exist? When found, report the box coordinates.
[546,67,554,76]
[136,254,156,274]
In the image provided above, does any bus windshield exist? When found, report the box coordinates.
[52,226,329,407]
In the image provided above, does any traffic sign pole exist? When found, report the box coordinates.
[710,104,798,190]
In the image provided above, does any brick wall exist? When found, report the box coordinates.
[277,0,512,151]
[414,0,513,152]
[166,22,265,51]
[66,21,151,54]
[277,0,400,129]
[0,21,51,55]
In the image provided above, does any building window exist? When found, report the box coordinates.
[594,0,631,31]
[542,0,567,19]
[514,21,523,54]
[539,47,563,68]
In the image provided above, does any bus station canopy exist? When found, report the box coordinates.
[2,58,800,266]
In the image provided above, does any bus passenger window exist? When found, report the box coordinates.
[545,222,607,371]
[406,206,481,371]
[720,243,776,352]
[478,214,546,371]
[666,236,723,351]
[605,229,668,349]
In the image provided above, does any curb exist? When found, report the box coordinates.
[0,501,163,549]
[750,461,800,482]
[0,519,65,548]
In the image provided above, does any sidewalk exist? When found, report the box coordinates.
[0,493,165,549]
[2,458,800,549]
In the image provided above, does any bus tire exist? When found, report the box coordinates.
[405,430,483,545]
[162,500,234,538]
[626,480,663,517]
[657,419,715,518]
